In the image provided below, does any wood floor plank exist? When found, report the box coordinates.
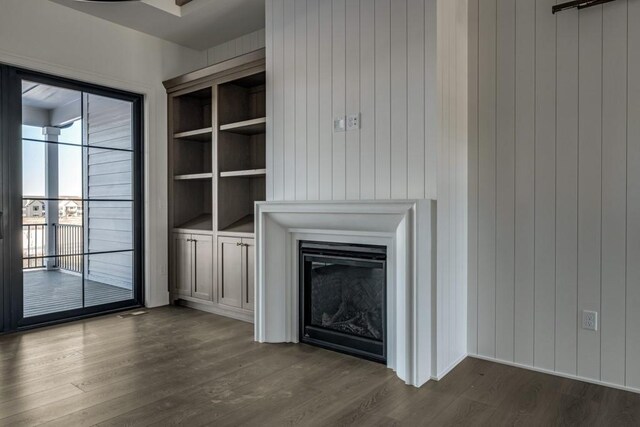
[426,396,496,426]
[13,344,269,426]
[0,384,83,421]
[92,345,316,427]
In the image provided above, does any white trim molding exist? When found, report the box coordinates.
[254,200,436,387]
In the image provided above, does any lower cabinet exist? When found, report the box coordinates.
[217,237,254,311]
[172,233,213,301]
[172,233,254,315]
[173,233,193,297]
[243,238,255,310]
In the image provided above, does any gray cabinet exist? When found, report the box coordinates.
[217,237,254,311]
[192,235,214,300]
[173,233,192,297]
[173,233,213,301]
[243,238,255,310]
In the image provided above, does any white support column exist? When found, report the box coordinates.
[43,126,60,270]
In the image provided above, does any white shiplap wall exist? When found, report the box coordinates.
[468,0,640,391]
[206,29,266,65]
[266,0,468,379]
[435,0,468,378]
[266,0,438,202]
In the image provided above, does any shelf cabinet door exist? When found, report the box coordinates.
[242,238,255,310]
[217,237,243,308]
[192,234,213,301]
[173,233,192,296]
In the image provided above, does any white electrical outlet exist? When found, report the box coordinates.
[334,116,346,132]
[347,113,360,130]
[582,310,598,331]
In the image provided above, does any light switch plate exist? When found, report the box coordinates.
[347,113,360,130]
[334,116,346,132]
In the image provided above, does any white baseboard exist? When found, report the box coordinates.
[469,353,640,395]
[431,353,468,381]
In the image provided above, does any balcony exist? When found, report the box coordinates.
[23,220,132,318]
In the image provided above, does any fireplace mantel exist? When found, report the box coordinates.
[254,200,436,387]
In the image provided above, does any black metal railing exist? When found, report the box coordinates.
[22,223,83,273]
[22,223,47,269]
[55,224,83,273]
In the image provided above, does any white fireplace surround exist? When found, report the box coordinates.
[254,200,436,387]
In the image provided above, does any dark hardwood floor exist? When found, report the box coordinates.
[0,306,638,426]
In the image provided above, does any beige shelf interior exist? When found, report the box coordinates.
[219,214,254,234]
[173,127,213,141]
[174,214,213,232]
[219,117,266,135]
[219,168,266,178]
[174,173,213,180]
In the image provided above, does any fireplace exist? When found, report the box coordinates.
[256,200,435,386]
[299,241,387,363]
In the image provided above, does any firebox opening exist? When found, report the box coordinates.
[299,241,387,364]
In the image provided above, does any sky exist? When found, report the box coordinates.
[22,121,83,198]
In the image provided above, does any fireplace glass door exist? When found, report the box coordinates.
[299,242,386,363]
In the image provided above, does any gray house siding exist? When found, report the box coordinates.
[85,94,133,290]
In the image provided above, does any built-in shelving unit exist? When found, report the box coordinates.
[165,49,266,321]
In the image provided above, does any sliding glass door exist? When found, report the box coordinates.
[1,67,144,330]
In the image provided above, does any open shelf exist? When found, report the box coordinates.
[173,172,213,181]
[172,179,212,231]
[219,214,254,235]
[174,173,213,181]
[174,214,213,233]
[219,169,266,178]
[173,86,212,134]
[219,117,266,135]
[173,127,213,141]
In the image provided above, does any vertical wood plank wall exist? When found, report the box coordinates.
[468,0,640,390]
[437,0,468,376]
[266,0,439,202]
[266,0,468,377]
[206,29,266,65]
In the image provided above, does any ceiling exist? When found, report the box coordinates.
[22,81,82,127]
[22,82,80,111]
[49,0,266,50]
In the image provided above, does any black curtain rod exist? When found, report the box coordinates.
[552,0,617,14]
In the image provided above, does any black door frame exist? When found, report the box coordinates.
[0,66,8,332]
[0,65,145,332]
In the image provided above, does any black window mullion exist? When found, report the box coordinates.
[81,91,86,309]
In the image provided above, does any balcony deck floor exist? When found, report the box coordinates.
[23,270,132,318]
